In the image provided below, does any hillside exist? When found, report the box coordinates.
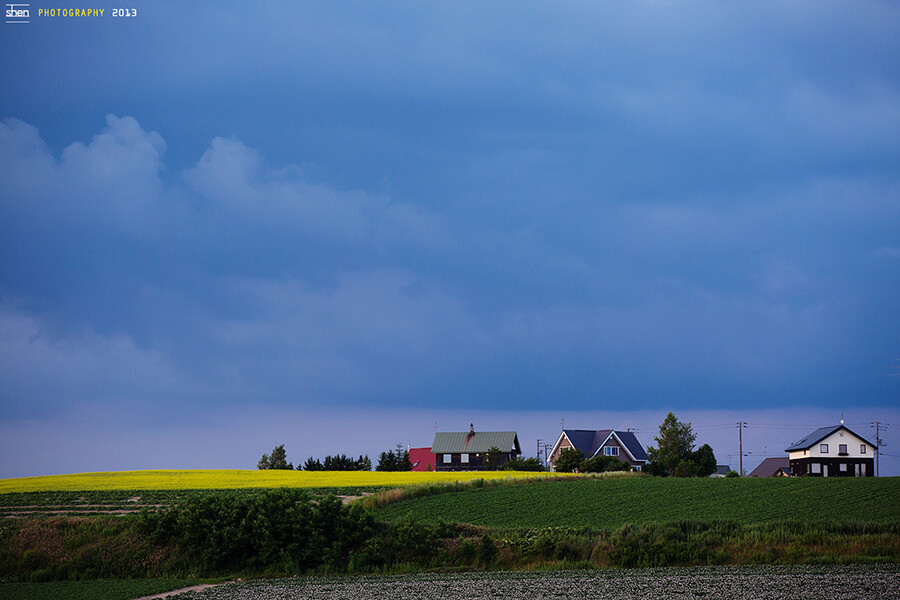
[373,476,900,529]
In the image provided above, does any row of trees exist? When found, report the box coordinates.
[375,444,412,471]
[258,445,371,471]
[303,454,372,471]
[258,444,411,471]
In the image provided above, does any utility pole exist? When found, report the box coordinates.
[737,422,747,476]
[871,421,888,477]
[536,439,551,469]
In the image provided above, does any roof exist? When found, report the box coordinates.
[558,429,648,463]
[408,447,436,472]
[749,457,790,477]
[431,431,521,454]
[784,424,876,452]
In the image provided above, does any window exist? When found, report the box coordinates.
[443,454,451,464]
[811,463,821,474]
[633,465,641,471]
[860,445,866,454]
[840,463,847,472]
[604,446,619,456]
[820,444,829,454]
[461,453,469,463]
[839,444,847,455]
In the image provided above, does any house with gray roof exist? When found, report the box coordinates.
[431,425,521,471]
[748,457,790,477]
[785,423,875,477]
[548,429,648,472]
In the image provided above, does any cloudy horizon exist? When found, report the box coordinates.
[1,2,898,478]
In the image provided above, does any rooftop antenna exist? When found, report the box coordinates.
[561,418,565,430]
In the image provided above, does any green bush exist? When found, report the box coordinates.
[138,488,375,575]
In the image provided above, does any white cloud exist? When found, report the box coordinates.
[1,115,167,235]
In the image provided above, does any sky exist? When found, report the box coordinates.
[1,1,898,478]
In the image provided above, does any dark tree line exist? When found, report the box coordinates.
[257,444,372,471]
[376,443,412,471]
[303,454,372,471]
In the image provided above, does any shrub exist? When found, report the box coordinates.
[554,448,584,473]
[501,457,545,471]
[139,488,375,574]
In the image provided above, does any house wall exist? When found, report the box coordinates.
[597,439,640,467]
[548,436,573,468]
[435,452,514,471]
[789,456,873,477]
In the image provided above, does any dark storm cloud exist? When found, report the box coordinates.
[0,2,898,477]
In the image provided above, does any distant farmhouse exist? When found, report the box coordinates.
[431,425,521,471]
[749,457,790,477]
[548,429,648,472]
[408,447,436,472]
[785,423,876,477]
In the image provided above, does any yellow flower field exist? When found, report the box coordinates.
[0,469,563,493]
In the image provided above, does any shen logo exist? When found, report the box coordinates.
[6,3,29,23]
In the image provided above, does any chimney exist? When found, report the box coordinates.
[470,423,474,434]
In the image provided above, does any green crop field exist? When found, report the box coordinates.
[373,476,900,529]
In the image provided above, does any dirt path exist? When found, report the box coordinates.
[133,580,239,599]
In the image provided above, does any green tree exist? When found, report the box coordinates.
[376,444,412,471]
[554,447,584,473]
[483,446,503,470]
[692,443,717,477]
[302,456,323,471]
[581,455,631,473]
[257,444,292,470]
[646,412,713,477]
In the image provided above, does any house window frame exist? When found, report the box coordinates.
[443,454,451,464]
[820,444,829,454]
[840,463,848,472]
[860,445,866,454]
[461,453,469,464]
[811,463,821,474]
[603,446,619,457]
[838,444,848,455]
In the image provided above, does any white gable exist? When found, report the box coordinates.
[789,428,874,460]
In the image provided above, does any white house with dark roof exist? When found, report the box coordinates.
[548,429,648,472]
[785,423,875,477]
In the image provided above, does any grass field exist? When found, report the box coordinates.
[0,469,559,494]
[373,476,900,529]
[0,579,202,600]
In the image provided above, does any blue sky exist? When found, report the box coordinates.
[1,1,898,477]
